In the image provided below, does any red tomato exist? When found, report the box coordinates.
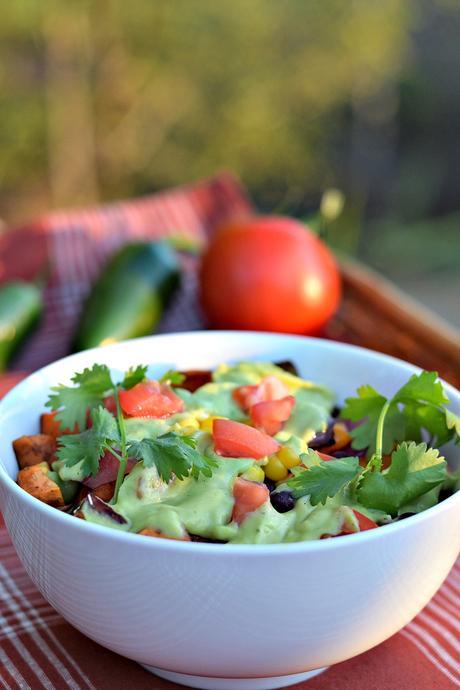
[250,396,295,435]
[119,381,184,418]
[213,418,280,459]
[341,510,378,534]
[232,477,269,524]
[233,376,290,411]
[199,216,341,334]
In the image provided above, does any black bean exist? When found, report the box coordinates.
[397,512,416,521]
[189,534,227,543]
[271,490,295,513]
[331,446,367,459]
[264,478,277,493]
[275,360,299,376]
[332,450,353,459]
[308,423,335,449]
[438,488,455,503]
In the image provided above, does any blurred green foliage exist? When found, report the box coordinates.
[0,0,413,220]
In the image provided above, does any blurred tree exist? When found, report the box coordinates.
[0,0,413,221]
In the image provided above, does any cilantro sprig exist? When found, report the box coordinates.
[288,454,361,505]
[48,363,215,503]
[342,371,460,467]
[287,371,457,516]
[129,433,218,482]
[287,443,448,517]
[46,363,147,431]
[56,406,120,478]
[357,442,446,516]
[47,364,114,430]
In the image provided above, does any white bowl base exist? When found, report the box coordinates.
[141,665,328,690]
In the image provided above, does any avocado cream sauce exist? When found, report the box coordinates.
[74,362,353,543]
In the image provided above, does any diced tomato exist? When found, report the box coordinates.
[213,418,280,459]
[354,510,378,532]
[119,381,184,418]
[233,376,290,411]
[250,396,295,435]
[232,384,258,410]
[83,452,137,488]
[232,477,269,524]
[341,510,378,534]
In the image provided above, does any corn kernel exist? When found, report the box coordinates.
[264,456,289,482]
[277,446,301,469]
[175,416,200,431]
[200,415,225,433]
[241,465,265,483]
[180,426,199,436]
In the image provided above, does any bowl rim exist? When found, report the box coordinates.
[0,330,459,556]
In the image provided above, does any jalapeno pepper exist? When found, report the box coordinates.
[72,241,181,351]
[0,281,43,372]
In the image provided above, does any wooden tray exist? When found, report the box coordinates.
[324,258,460,388]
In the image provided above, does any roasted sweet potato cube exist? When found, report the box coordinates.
[17,464,64,507]
[40,412,77,438]
[93,481,116,502]
[13,434,56,468]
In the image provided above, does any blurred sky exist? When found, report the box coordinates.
[1,0,459,324]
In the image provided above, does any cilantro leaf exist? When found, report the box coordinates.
[90,406,121,444]
[287,454,361,505]
[357,442,447,516]
[128,432,217,483]
[159,369,186,385]
[403,402,453,447]
[56,407,119,478]
[394,371,449,406]
[46,364,114,430]
[341,386,404,453]
[121,365,148,390]
[446,409,460,442]
[342,371,458,455]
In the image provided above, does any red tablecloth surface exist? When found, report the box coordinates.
[0,173,458,689]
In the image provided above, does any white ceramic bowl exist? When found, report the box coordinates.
[0,332,459,690]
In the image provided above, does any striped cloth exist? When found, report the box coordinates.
[0,173,459,689]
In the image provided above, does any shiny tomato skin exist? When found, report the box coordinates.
[353,510,378,532]
[232,477,270,524]
[250,396,295,435]
[119,381,184,418]
[199,216,341,334]
[212,418,280,459]
[233,376,290,412]
[341,510,378,535]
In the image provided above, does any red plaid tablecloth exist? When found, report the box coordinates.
[0,173,458,689]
